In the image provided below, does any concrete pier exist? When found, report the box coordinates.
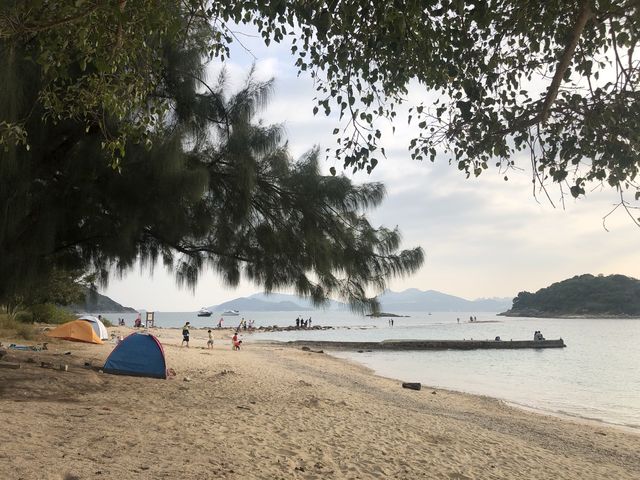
[288,338,566,351]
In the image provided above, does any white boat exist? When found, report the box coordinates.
[197,308,213,317]
[222,310,240,316]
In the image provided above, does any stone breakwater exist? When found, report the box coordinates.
[255,325,335,333]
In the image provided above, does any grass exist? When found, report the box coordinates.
[0,314,37,341]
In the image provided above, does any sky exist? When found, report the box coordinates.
[103,26,640,311]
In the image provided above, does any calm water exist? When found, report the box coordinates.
[97,310,640,430]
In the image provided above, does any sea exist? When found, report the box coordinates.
[99,310,640,431]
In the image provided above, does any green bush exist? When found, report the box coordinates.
[30,303,75,324]
[100,317,114,327]
[14,311,33,323]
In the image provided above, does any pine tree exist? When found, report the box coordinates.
[0,29,423,312]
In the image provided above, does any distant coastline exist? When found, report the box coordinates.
[366,312,410,318]
[499,309,640,319]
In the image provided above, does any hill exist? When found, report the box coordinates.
[209,289,511,313]
[208,297,313,312]
[376,288,511,312]
[248,293,347,310]
[67,288,137,313]
[500,274,640,317]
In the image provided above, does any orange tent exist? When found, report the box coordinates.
[45,320,103,344]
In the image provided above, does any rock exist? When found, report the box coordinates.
[431,391,437,395]
[301,346,311,351]
[183,376,191,382]
[402,382,421,391]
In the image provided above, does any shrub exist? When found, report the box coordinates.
[100,317,114,327]
[14,311,34,323]
[15,322,36,340]
[0,314,37,340]
[30,303,75,324]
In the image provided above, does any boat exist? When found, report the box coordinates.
[222,310,240,316]
[197,308,212,317]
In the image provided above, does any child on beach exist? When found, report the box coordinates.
[181,322,190,347]
[232,333,241,351]
[207,329,214,349]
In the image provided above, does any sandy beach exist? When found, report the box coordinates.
[1,326,639,480]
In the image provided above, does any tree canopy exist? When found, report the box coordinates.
[0,15,423,312]
[2,1,639,210]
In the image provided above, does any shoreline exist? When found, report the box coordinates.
[2,326,639,479]
[322,347,639,436]
[503,401,640,436]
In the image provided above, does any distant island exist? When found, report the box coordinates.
[366,312,410,318]
[500,274,640,318]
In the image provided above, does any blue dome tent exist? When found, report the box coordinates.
[104,333,167,379]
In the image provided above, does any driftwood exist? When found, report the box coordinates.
[0,361,21,369]
[402,382,421,391]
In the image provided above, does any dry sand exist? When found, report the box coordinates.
[1,326,639,480]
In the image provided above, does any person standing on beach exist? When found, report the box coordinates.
[181,322,191,347]
[207,329,214,349]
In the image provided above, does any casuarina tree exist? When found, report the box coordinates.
[0,25,423,312]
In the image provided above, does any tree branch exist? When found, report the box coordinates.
[2,2,104,38]
[539,0,594,124]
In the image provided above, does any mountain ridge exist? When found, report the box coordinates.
[207,289,512,313]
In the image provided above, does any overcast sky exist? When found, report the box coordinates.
[103,28,640,311]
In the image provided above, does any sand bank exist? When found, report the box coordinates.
[1,326,639,479]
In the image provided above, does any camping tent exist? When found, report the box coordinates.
[45,320,103,344]
[103,333,167,379]
[78,315,109,340]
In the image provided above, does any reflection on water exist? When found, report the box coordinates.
[96,310,640,430]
